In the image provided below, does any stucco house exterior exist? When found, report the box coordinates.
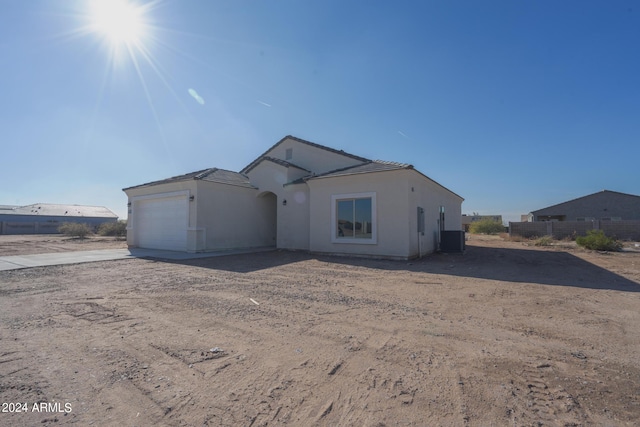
[123,135,463,259]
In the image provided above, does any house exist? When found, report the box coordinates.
[123,135,463,259]
[529,190,640,222]
[0,203,118,235]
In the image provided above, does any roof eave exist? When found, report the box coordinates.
[199,179,257,190]
[308,168,405,181]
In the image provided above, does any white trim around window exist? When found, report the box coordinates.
[331,192,377,244]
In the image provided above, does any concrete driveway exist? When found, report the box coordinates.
[0,247,275,271]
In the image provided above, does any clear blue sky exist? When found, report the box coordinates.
[1,0,638,223]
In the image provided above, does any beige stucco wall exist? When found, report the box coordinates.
[246,160,310,250]
[307,170,412,259]
[307,169,463,259]
[124,181,197,249]
[264,137,364,175]
[406,171,463,257]
[195,181,276,251]
[279,183,310,250]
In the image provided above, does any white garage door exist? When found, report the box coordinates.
[134,196,188,251]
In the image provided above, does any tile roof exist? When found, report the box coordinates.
[123,168,254,191]
[240,135,370,174]
[300,160,464,201]
[283,160,410,186]
[242,156,311,174]
[309,160,413,179]
[3,204,118,218]
[122,136,463,201]
[123,169,210,190]
[197,168,255,188]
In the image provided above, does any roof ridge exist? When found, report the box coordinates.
[123,168,213,191]
[373,159,413,168]
[17,202,110,208]
[240,135,371,174]
[194,168,219,180]
[5,204,118,217]
[262,156,311,172]
[285,135,371,162]
[312,161,372,178]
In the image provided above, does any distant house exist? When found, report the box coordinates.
[461,214,503,231]
[123,135,464,259]
[529,190,640,222]
[0,203,118,235]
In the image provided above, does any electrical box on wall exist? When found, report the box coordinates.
[417,207,425,235]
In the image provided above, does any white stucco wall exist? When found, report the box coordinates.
[406,171,464,257]
[246,160,310,250]
[307,169,463,259]
[307,170,412,259]
[195,181,276,251]
[279,183,310,250]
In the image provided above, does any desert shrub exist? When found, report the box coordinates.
[576,230,622,251]
[98,221,127,237]
[58,222,92,239]
[534,236,553,246]
[469,219,505,235]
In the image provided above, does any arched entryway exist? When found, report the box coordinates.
[257,191,277,247]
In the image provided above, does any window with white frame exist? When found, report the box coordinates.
[331,192,376,244]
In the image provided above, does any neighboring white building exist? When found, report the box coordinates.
[123,135,463,259]
[0,203,118,235]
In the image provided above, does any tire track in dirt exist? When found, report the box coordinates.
[2,238,640,425]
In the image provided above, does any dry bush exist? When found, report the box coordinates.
[98,221,127,238]
[58,222,92,239]
[576,230,622,251]
[469,219,505,235]
[534,236,553,246]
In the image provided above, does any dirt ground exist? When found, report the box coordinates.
[1,234,639,426]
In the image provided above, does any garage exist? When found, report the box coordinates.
[133,195,188,251]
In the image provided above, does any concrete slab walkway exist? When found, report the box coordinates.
[0,247,275,271]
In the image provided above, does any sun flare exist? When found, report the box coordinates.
[89,0,146,45]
